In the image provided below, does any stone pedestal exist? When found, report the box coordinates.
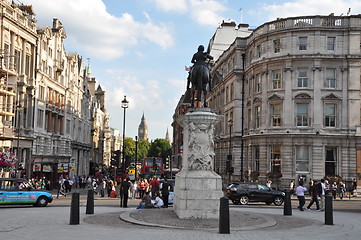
[174,108,223,219]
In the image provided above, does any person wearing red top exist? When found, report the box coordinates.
[149,177,160,197]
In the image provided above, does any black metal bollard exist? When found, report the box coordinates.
[283,190,292,216]
[219,197,230,234]
[325,194,333,225]
[69,192,80,225]
[86,189,94,214]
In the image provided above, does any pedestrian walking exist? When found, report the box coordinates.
[295,182,307,211]
[306,180,320,211]
[161,179,170,208]
[120,177,131,208]
[319,179,327,211]
[100,178,106,197]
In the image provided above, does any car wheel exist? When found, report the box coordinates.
[274,196,284,206]
[239,195,249,205]
[36,196,49,207]
[232,199,240,205]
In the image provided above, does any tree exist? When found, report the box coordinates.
[124,137,135,162]
[137,139,150,161]
[148,138,172,159]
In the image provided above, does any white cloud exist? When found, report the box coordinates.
[257,0,361,22]
[152,0,188,13]
[149,0,227,27]
[189,0,227,26]
[24,0,174,60]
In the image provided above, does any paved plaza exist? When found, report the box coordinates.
[1,194,360,240]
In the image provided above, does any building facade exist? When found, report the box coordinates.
[0,1,37,178]
[207,15,361,188]
[0,1,118,182]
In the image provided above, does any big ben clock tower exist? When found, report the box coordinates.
[138,113,148,140]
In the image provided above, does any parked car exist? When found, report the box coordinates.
[225,182,285,206]
[0,178,53,207]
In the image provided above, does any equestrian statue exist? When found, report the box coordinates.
[187,45,213,108]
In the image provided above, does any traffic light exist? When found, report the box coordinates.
[111,150,121,166]
[164,158,169,170]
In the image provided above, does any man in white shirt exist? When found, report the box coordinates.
[295,182,308,211]
[319,179,327,211]
[153,194,164,208]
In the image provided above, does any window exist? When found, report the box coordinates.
[4,44,9,68]
[295,146,309,172]
[37,109,44,128]
[271,104,281,126]
[299,37,307,50]
[272,70,281,89]
[65,119,70,134]
[25,55,30,76]
[297,68,308,88]
[325,147,337,176]
[256,45,261,57]
[324,103,336,127]
[230,83,234,100]
[270,145,281,173]
[325,68,336,88]
[255,74,261,93]
[14,49,21,72]
[255,106,261,128]
[273,39,280,53]
[253,146,260,172]
[327,37,335,51]
[296,103,309,127]
[39,86,45,100]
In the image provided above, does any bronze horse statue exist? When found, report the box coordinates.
[187,45,213,108]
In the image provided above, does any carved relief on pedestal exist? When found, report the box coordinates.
[187,121,214,171]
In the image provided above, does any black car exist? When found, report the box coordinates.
[225,182,285,206]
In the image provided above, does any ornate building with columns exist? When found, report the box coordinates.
[207,15,361,188]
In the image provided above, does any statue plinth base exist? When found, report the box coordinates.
[174,170,223,219]
[174,108,223,219]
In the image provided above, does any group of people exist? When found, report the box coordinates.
[137,177,171,209]
[293,178,358,211]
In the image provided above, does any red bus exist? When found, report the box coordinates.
[140,157,164,178]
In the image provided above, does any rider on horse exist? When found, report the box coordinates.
[187,45,213,107]
[191,45,213,67]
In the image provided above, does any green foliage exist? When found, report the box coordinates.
[137,139,150,160]
[124,137,135,158]
[148,138,172,159]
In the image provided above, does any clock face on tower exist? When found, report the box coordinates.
[140,129,143,133]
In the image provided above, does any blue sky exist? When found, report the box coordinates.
[22,0,361,140]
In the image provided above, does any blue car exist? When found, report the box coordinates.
[0,178,53,207]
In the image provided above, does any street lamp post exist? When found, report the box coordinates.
[228,119,233,183]
[135,136,138,179]
[121,96,129,180]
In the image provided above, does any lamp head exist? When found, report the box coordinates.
[121,95,129,109]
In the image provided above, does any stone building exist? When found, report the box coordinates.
[32,19,92,183]
[0,1,119,181]
[0,1,37,177]
[207,15,361,188]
